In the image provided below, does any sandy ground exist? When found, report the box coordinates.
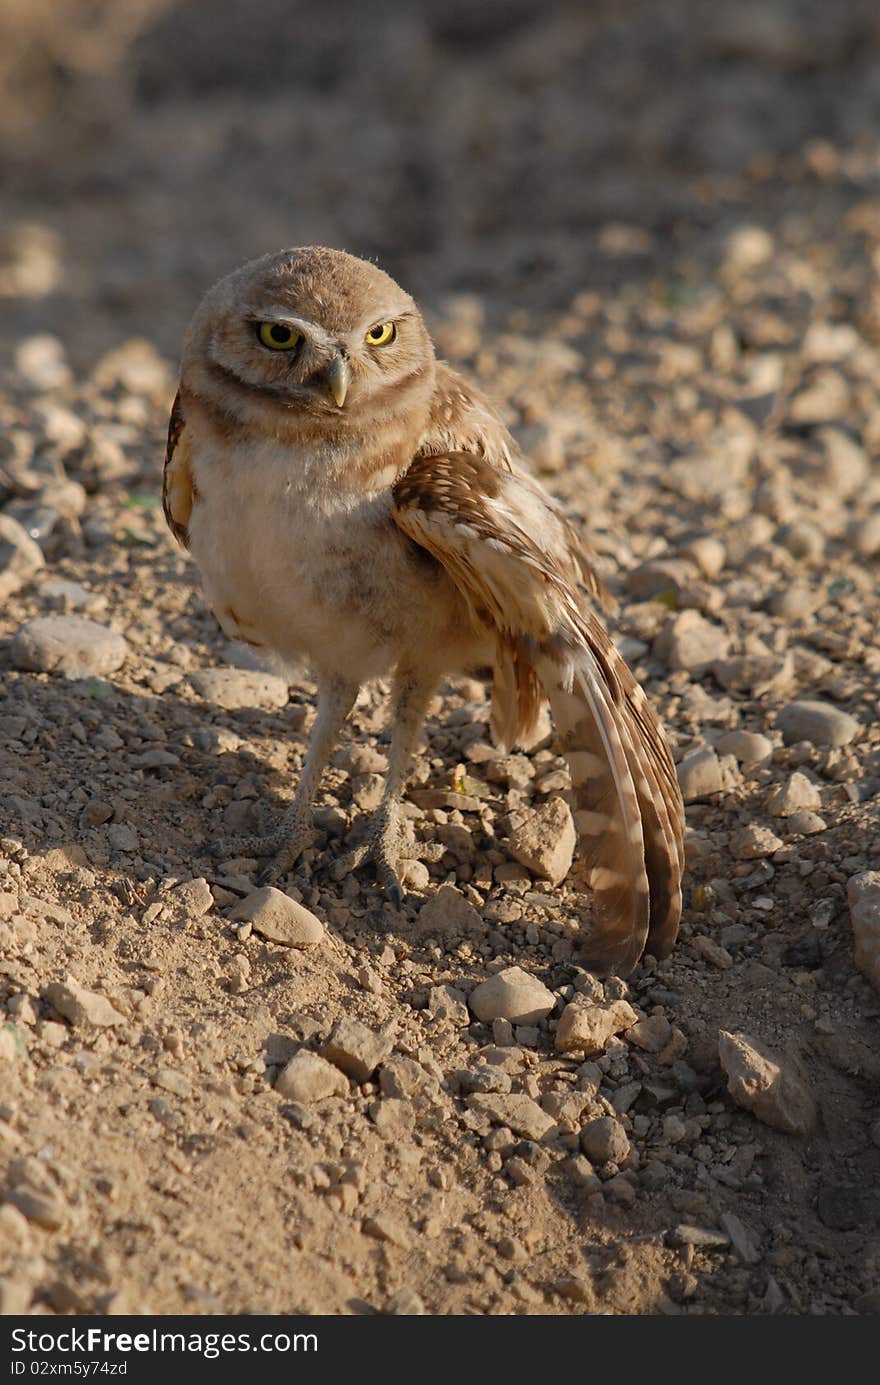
[1,0,879,1316]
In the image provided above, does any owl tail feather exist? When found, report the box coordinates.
[538,642,683,977]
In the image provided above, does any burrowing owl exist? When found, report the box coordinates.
[162,246,684,975]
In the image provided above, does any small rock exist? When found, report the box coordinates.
[787,811,826,836]
[15,334,71,390]
[323,1018,394,1083]
[168,877,214,917]
[671,1225,730,1249]
[555,998,637,1054]
[693,935,733,969]
[362,1214,410,1249]
[229,886,323,948]
[765,772,821,817]
[417,884,483,937]
[468,966,556,1025]
[425,984,470,1026]
[190,667,289,710]
[386,1287,425,1315]
[730,825,783,860]
[816,1183,864,1232]
[677,746,724,802]
[466,1093,556,1142]
[720,1211,761,1264]
[579,1115,630,1165]
[718,1030,816,1135]
[275,1050,348,1103]
[626,1014,672,1053]
[847,873,880,993]
[11,616,127,678]
[507,796,576,885]
[0,515,45,601]
[715,730,772,768]
[654,610,730,674]
[44,976,125,1029]
[777,700,860,748]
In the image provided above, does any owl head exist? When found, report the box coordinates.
[181,247,437,441]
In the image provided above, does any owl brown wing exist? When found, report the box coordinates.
[392,450,684,976]
[162,389,196,549]
[419,362,611,609]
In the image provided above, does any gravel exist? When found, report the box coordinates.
[229,886,324,949]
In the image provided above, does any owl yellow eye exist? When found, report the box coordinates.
[257,321,302,351]
[365,321,396,347]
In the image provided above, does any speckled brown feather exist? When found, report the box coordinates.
[162,390,195,549]
[393,447,683,974]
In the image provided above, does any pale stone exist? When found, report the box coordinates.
[44,976,125,1029]
[765,772,821,817]
[507,796,576,885]
[554,998,638,1054]
[677,746,724,802]
[718,1030,816,1135]
[579,1115,630,1165]
[468,966,556,1025]
[0,515,45,601]
[11,616,127,678]
[777,700,860,748]
[466,1093,556,1142]
[730,824,783,860]
[323,1018,394,1083]
[715,730,773,768]
[190,667,289,710]
[653,610,730,674]
[847,873,880,993]
[275,1050,348,1103]
[229,886,323,948]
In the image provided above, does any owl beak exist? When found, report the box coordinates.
[321,354,350,408]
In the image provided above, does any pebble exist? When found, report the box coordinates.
[671,1225,730,1249]
[417,884,483,937]
[323,1018,394,1083]
[507,796,575,885]
[44,976,125,1029]
[715,730,773,768]
[626,1014,672,1053]
[555,998,637,1055]
[468,966,556,1025]
[846,873,880,993]
[579,1115,630,1165]
[777,700,861,748]
[14,334,71,390]
[229,886,323,948]
[190,667,289,710]
[466,1093,556,1142]
[677,746,724,802]
[765,772,821,817]
[11,615,127,678]
[720,1211,761,1264]
[653,610,730,674]
[788,810,826,835]
[730,824,783,860]
[275,1051,348,1103]
[0,515,45,601]
[168,877,214,917]
[718,1030,816,1135]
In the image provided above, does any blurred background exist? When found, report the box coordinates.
[1,0,880,365]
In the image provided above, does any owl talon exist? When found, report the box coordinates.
[330,820,407,908]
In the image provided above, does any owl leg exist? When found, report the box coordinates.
[208,676,359,882]
[331,668,437,908]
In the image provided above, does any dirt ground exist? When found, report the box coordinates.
[1,0,879,1316]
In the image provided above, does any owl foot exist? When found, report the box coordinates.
[330,811,410,910]
[206,816,314,886]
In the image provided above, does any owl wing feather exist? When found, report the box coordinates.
[162,390,196,549]
[393,413,683,974]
